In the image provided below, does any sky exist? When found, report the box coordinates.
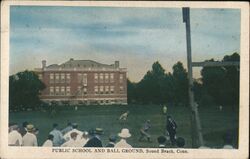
[10,6,240,82]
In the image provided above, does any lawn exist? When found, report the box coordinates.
[9,104,239,148]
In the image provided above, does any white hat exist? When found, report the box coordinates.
[118,128,131,138]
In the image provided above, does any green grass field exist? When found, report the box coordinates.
[9,104,239,148]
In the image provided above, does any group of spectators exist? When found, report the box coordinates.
[8,107,235,148]
[8,121,135,147]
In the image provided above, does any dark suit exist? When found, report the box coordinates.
[166,119,177,145]
[84,136,102,147]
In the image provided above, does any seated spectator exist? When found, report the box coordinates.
[106,135,117,147]
[115,128,132,148]
[222,132,234,149]
[49,123,65,146]
[42,134,54,147]
[8,123,22,146]
[176,137,185,148]
[61,122,73,135]
[64,123,83,141]
[76,131,89,147]
[61,132,79,147]
[22,124,38,146]
[84,128,104,147]
[19,121,29,136]
[157,136,167,148]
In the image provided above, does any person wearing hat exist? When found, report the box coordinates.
[106,135,117,147]
[61,122,73,135]
[61,132,79,147]
[166,115,177,146]
[49,123,65,146]
[8,123,22,146]
[22,124,38,146]
[19,121,29,136]
[64,123,83,141]
[115,128,132,148]
[139,120,151,142]
[176,137,185,148]
[157,136,167,148]
[84,128,103,147]
[42,134,54,147]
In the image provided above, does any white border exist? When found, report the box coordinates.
[1,1,249,159]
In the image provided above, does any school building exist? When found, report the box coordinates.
[34,58,127,105]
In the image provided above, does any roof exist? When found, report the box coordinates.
[46,59,115,69]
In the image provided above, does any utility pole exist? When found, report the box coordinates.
[182,7,204,147]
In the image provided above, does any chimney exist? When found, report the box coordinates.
[114,61,119,68]
[42,60,46,69]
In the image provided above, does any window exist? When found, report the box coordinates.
[105,86,109,94]
[77,86,82,95]
[78,73,82,84]
[94,73,98,83]
[61,73,65,83]
[49,73,54,83]
[119,74,123,83]
[66,86,71,95]
[110,73,114,83]
[100,86,104,94]
[94,86,98,94]
[49,87,54,95]
[83,73,87,86]
[61,87,65,95]
[38,74,42,80]
[83,88,87,95]
[99,73,103,83]
[110,86,114,94]
[55,86,60,95]
[55,73,60,83]
[66,73,71,83]
[105,73,109,83]
[119,86,124,93]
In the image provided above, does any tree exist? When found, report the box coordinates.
[9,70,45,111]
[200,53,240,107]
[127,79,137,104]
[136,61,167,104]
[172,62,189,106]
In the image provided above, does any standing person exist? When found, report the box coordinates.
[49,123,65,146]
[61,122,73,135]
[166,115,177,146]
[157,136,167,148]
[42,134,54,147]
[106,135,117,147]
[163,105,167,114]
[8,123,22,146]
[115,128,132,148]
[84,128,103,147]
[139,120,151,142]
[61,132,79,147]
[64,123,83,141]
[22,124,38,146]
[19,121,29,136]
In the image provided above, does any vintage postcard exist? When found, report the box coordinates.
[1,1,249,159]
